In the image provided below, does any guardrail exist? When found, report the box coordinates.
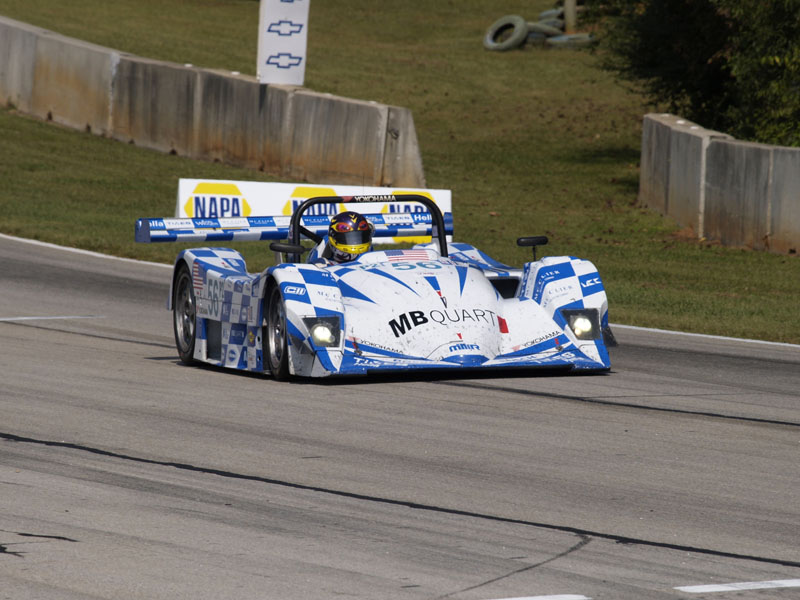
[639,113,799,254]
[0,15,426,188]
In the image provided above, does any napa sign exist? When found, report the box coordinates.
[175,180,452,245]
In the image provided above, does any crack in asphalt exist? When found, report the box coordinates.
[435,381,800,428]
[0,530,77,558]
[434,535,592,599]
[3,431,799,569]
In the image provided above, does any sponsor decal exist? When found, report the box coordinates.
[347,194,397,203]
[163,219,194,229]
[579,273,604,295]
[267,20,303,36]
[283,285,307,296]
[349,337,397,353]
[382,213,416,224]
[511,331,562,352]
[532,262,576,303]
[267,53,303,69]
[388,311,428,338]
[184,182,251,218]
[388,308,498,338]
[353,356,383,368]
[229,327,246,344]
[448,343,480,352]
[281,186,340,216]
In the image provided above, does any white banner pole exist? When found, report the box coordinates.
[257,0,310,85]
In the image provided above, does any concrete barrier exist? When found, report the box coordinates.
[0,17,41,113]
[640,113,799,253]
[638,113,674,215]
[668,119,732,236]
[31,34,118,135]
[382,106,425,188]
[111,55,197,156]
[193,69,268,170]
[705,140,772,250]
[285,90,388,185]
[768,147,800,253]
[0,15,426,187]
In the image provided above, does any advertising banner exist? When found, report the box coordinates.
[175,180,453,243]
[257,0,310,85]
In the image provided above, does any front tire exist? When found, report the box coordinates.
[173,263,196,364]
[265,283,290,380]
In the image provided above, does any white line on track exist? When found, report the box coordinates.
[675,579,800,593]
[611,323,800,349]
[0,232,171,268]
[487,596,591,600]
[0,316,104,322]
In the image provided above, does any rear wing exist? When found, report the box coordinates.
[135,210,453,244]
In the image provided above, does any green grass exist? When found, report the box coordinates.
[1,0,798,344]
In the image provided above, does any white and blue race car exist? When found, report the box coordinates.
[135,194,614,379]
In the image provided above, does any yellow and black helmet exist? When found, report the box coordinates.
[322,212,374,263]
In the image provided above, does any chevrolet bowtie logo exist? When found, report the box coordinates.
[267,20,303,36]
[266,53,303,69]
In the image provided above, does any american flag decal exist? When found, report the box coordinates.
[192,262,204,289]
[385,250,432,262]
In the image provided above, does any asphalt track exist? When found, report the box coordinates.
[1,234,799,600]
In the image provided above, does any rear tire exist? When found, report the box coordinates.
[173,263,196,364]
[265,284,290,380]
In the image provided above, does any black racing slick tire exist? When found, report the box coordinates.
[484,15,528,51]
[265,283,290,380]
[173,263,197,365]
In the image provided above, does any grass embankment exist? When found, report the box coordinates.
[0,0,798,343]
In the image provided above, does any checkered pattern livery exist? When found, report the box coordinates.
[142,185,614,378]
[163,242,611,377]
[136,213,454,244]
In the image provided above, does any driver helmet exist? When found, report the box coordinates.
[322,211,374,263]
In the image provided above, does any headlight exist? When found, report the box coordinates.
[302,317,341,347]
[561,309,601,340]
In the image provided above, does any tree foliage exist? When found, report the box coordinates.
[586,0,800,146]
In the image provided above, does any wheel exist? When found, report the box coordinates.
[265,283,289,380]
[483,15,528,51]
[173,263,196,364]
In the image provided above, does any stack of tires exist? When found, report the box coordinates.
[483,8,594,52]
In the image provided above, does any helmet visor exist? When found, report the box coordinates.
[330,228,371,254]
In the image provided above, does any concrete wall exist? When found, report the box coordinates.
[768,147,800,254]
[0,15,426,187]
[0,17,38,112]
[640,113,799,253]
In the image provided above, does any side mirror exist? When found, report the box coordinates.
[517,236,548,260]
[270,242,308,263]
